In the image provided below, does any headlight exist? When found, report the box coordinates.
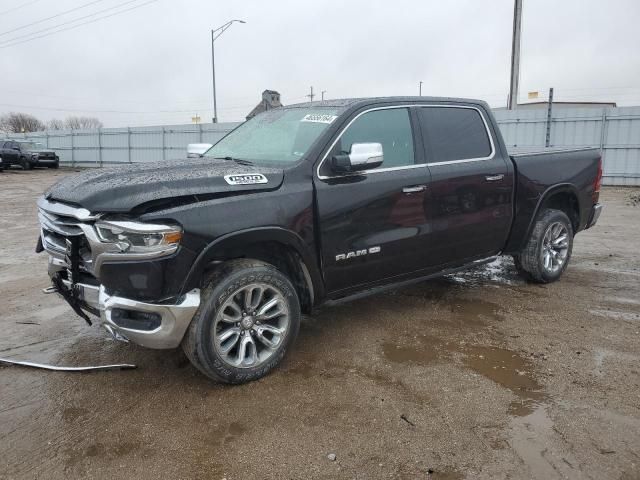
[95,220,182,253]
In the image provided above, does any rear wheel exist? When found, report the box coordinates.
[182,259,301,384]
[513,208,573,283]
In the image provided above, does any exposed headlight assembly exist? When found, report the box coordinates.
[95,220,182,254]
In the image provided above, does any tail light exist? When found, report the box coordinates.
[592,155,603,203]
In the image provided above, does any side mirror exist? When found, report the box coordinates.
[186,143,213,158]
[331,142,384,172]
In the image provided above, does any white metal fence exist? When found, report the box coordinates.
[4,122,240,167]
[494,106,640,186]
[4,106,639,186]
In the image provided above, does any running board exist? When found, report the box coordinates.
[325,256,498,306]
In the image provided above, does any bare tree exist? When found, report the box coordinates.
[47,118,65,130]
[64,116,103,129]
[0,112,45,133]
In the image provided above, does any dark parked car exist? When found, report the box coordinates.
[36,96,603,383]
[0,140,59,170]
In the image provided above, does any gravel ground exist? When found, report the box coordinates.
[1,168,639,480]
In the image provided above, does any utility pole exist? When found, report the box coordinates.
[321,90,326,101]
[307,86,315,102]
[419,81,423,96]
[508,0,523,110]
[210,19,246,123]
[545,87,554,147]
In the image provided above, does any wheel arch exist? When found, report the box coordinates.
[180,227,324,313]
[525,183,581,243]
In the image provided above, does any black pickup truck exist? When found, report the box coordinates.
[0,140,59,170]
[36,97,603,383]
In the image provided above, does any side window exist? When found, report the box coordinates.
[418,107,492,162]
[335,108,415,169]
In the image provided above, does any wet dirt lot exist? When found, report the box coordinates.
[1,168,639,480]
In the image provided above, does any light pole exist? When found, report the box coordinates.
[211,19,246,123]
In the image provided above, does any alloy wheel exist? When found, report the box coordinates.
[213,282,290,368]
[541,221,569,273]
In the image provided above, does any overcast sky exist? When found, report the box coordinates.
[1,0,639,127]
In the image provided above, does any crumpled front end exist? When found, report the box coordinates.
[37,196,200,349]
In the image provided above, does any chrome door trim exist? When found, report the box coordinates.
[315,103,496,180]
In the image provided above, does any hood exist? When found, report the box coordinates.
[44,158,284,213]
[28,148,56,154]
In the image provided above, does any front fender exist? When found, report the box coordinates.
[179,226,324,301]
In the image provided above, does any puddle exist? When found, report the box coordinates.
[383,338,545,417]
[461,345,546,417]
[428,467,464,479]
[589,309,640,322]
[508,405,558,479]
[446,298,502,326]
[382,335,446,365]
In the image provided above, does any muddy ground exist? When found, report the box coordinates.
[1,168,639,480]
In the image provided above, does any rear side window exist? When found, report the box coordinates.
[334,108,415,169]
[418,107,492,162]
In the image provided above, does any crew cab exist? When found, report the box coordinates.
[1,140,59,170]
[36,97,603,383]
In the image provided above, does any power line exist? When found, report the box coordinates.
[0,0,159,49]
[0,0,42,16]
[0,0,108,37]
[0,0,147,46]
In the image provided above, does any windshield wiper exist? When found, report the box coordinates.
[213,156,254,166]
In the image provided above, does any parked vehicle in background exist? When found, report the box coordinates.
[36,96,603,384]
[0,140,59,170]
[187,143,213,158]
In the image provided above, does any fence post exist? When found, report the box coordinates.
[599,109,607,153]
[127,127,132,163]
[545,87,554,147]
[46,131,49,148]
[71,129,75,167]
[199,123,203,143]
[162,126,166,160]
[98,128,103,167]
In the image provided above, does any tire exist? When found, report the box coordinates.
[182,259,301,384]
[513,208,574,283]
[20,158,32,170]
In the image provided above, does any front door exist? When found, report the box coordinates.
[314,106,432,294]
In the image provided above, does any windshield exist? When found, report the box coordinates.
[20,142,44,150]
[204,107,343,164]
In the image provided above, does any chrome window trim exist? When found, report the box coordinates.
[315,103,496,180]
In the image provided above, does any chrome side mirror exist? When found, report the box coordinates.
[331,142,384,172]
[186,143,213,158]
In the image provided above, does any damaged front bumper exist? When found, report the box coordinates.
[48,259,200,349]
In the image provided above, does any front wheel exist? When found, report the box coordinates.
[20,158,33,170]
[182,259,301,384]
[513,208,574,283]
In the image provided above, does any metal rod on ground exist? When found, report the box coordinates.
[508,0,523,110]
[0,357,136,372]
[545,87,554,147]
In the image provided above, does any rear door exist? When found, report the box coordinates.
[416,105,513,267]
[314,106,432,294]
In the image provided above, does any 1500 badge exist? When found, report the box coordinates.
[224,174,268,185]
[335,246,381,262]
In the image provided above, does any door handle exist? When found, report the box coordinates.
[485,174,504,182]
[402,185,427,194]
